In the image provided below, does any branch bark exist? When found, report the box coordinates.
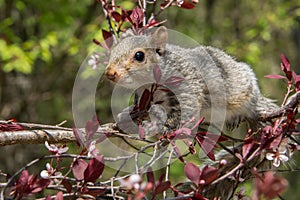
[0,91,299,146]
[261,91,300,121]
[0,122,118,146]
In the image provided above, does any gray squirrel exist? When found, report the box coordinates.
[105,26,278,133]
[104,26,282,199]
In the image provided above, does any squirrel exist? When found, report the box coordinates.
[104,27,282,199]
[105,26,278,134]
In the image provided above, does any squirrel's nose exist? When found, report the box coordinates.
[105,67,118,81]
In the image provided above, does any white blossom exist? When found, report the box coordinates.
[88,54,100,69]
[266,147,289,167]
[45,141,68,155]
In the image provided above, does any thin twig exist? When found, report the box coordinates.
[154,0,175,18]
[164,147,174,199]
[211,147,260,185]
[99,0,115,35]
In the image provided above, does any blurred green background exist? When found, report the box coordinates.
[0,0,300,199]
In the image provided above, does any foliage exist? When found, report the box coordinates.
[1,0,300,199]
[1,41,300,200]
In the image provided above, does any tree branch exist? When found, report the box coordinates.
[0,121,118,146]
[261,91,300,121]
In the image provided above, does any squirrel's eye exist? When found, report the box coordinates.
[134,51,145,62]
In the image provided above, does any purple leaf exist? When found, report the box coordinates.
[164,76,185,87]
[102,29,113,49]
[264,74,286,79]
[111,11,122,22]
[184,162,201,185]
[200,165,218,185]
[54,191,64,200]
[195,133,217,161]
[62,179,72,193]
[242,138,255,159]
[0,120,24,131]
[147,169,155,186]
[153,65,162,83]
[171,142,185,162]
[84,155,105,182]
[85,115,100,142]
[194,193,209,200]
[292,71,300,91]
[130,6,144,27]
[45,196,52,200]
[73,128,85,147]
[154,181,170,195]
[72,158,88,181]
[138,124,145,139]
[139,89,151,111]
[92,38,101,46]
[179,1,195,9]
[281,54,290,72]
[173,127,192,139]
[191,117,205,130]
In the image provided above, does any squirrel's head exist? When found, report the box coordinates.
[105,26,168,87]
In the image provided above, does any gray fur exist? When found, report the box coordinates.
[105,27,278,131]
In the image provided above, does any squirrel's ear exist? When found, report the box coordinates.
[150,26,168,55]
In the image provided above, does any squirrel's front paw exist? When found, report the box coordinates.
[140,104,168,136]
[116,104,169,136]
[116,105,139,134]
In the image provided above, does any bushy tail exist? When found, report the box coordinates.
[256,96,279,117]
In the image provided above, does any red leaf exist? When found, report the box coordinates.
[200,165,218,185]
[130,6,144,26]
[54,191,64,200]
[254,171,288,199]
[164,76,185,87]
[145,19,165,29]
[172,127,192,140]
[147,169,155,186]
[138,124,145,139]
[171,142,185,162]
[184,162,201,184]
[122,9,132,19]
[292,71,300,91]
[62,179,72,193]
[281,54,290,72]
[154,181,170,195]
[45,195,52,200]
[191,117,205,130]
[179,1,195,9]
[18,170,30,185]
[264,74,286,79]
[87,188,107,196]
[195,134,216,161]
[111,11,122,22]
[242,138,255,159]
[72,158,88,181]
[139,89,151,111]
[156,173,165,187]
[93,38,101,46]
[73,128,85,147]
[84,155,105,182]
[194,193,209,200]
[153,64,162,83]
[0,122,24,131]
[85,115,100,141]
[102,29,113,49]
[86,115,100,134]
[32,179,50,193]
